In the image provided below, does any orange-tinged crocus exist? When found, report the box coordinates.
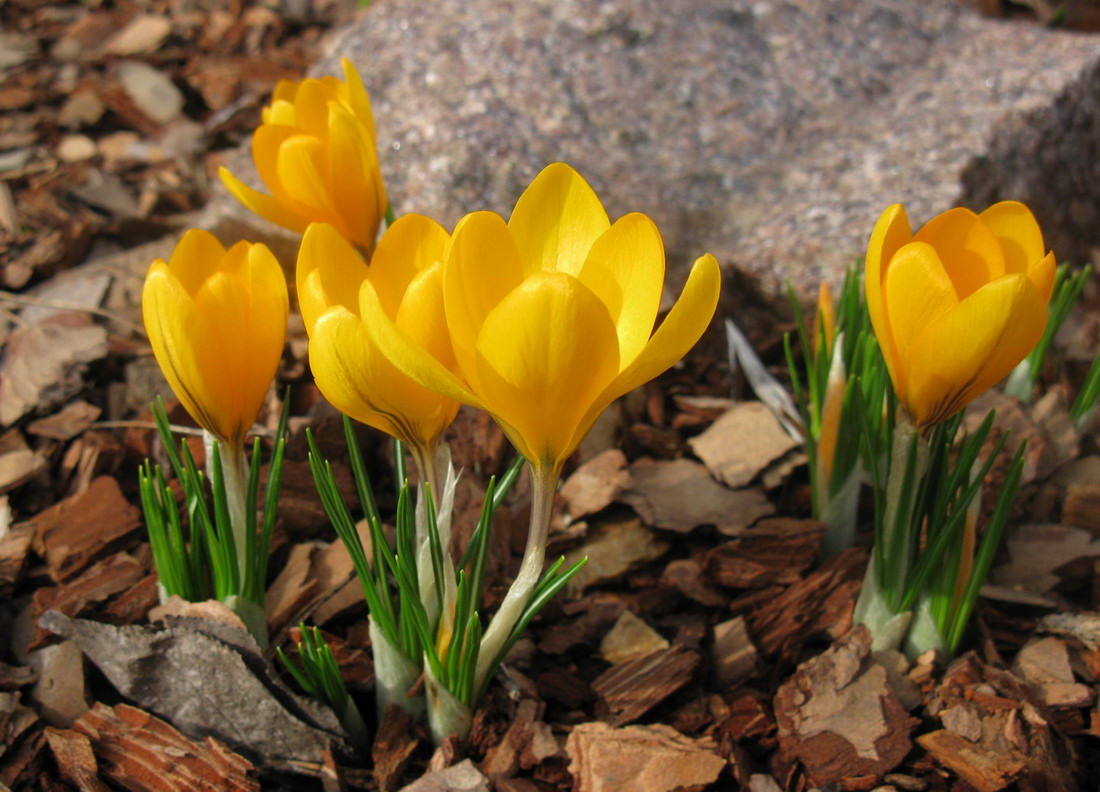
[359,162,722,476]
[865,201,1055,428]
[297,217,460,467]
[142,229,288,447]
[220,58,386,252]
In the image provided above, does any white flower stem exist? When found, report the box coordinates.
[425,662,472,744]
[370,617,424,719]
[474,463,558,695]
[204,430,251,585]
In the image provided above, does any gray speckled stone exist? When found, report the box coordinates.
[202,0,1100,298]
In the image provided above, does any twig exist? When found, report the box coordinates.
[0,291,147,338]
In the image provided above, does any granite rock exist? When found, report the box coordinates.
[201,0,1100,298]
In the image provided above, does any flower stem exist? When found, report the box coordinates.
[473,462,558,695]
[204,431,251,584]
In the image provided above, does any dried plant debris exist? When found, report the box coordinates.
[39,612,344,769]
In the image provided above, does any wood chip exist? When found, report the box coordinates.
[0,443,46,495]
[29,551,149,650]
[563,515,669,596]
[31,476,143,582]
[103,14,173,56]
[688,403,800,488]
[0,521,34,597]
[264,542,321,637]
[712,617,759,689]
[26,401,102,441]
[621,457,774,535]
[991,522,1100,594]
[591,645,700,726]
[774,626,915,786]
[0,312,108,426]
[600,611,670,665]
[917,730,1023,792]
[566,722,726,792]
[1014,636,1075,686]
[706,517,824,588]
[481,697,561,778]
[560,449,631,520]
[44,727,109,792]
[29,641,90,728]
[660,558,728,607]
[719,692,776,744]
[744,547,864,657]
[397,758,489,792]
[70,703,259,792]
[374,705,420,792]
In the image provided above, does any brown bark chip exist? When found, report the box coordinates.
[69,703,259,792]
[31,475,142,582]
[560,448,631,520]
[774,626,915,787]
[591,645,700,726]
[566,722,726,792]
[374,704,421,792]
[0,521,34,597]
[44,727,109,792]
[705,518,824,588]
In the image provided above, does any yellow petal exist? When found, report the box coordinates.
[508,163,610,277]
[359,279,480,409]
[906,274,1047,426]
[288,78,332,139]
[251,125,298,206]
[474,271,620,468]
[370,214,450,318]
[864,204,912,387]
[912,207,1006,300]
[576,212,665,367]
[296,222,368,335]
[603,253,719,400]
[1029,250,1056,303]
[444,211,525,386]
[276,135,340,226]
[395,263,456,371]
[219,166,309,235]
[309,306,451,445]
[143,261,225,437]
[327,102,383,250]
[978,201,1046,278]
[164,228,228,293]
[882,241,959,398]
[563,253,721,457]
[341,57,377,140]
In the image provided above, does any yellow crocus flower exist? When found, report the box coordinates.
[358,162,722,476]
[220,58,386,252]
[297,217,460,462]
[356,161,721,696]
[142,229,288,447]
[865,201,1055,428]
